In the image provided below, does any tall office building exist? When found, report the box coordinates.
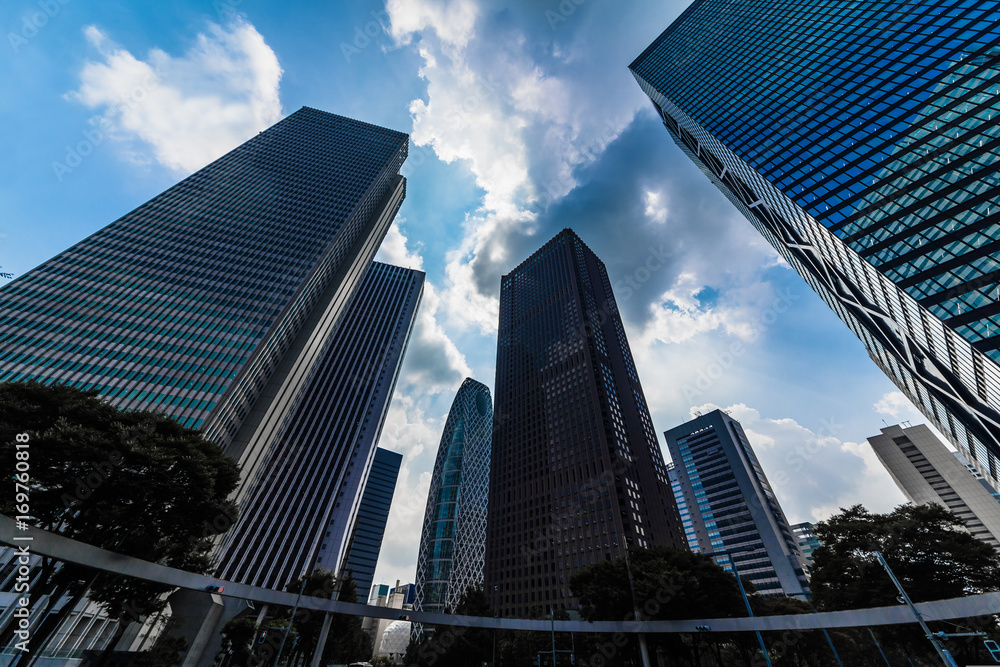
[869,423,1000,548]
[0,107,408,478]
[217,262,422,589]
[340,447,404,599]
[631,2,1000,488]
[0,107,413,664]
[485,229,683,618]
[666,462,700,552]
[414,378,493,620]
[665,410,809,597]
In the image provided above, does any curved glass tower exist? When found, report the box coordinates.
[413,378,493,619]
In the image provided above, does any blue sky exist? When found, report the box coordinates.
[2,0,933,590]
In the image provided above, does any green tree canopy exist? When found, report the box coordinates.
[0,380,240,655]
[571,546,746,622]
[405,585,496,667]
[810,503,1000,610]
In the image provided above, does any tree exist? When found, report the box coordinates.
[220,616,258,665]
[810,503,1000,610]
[274,569,370,665]
[810,503,1000,665]
[571,547,750,666]
[402,586,496,667]
[0,381,240,658]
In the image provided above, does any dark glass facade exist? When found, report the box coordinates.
[341,447,404,598]
[216,262,423,589]
[414,378,493,619]
[665,410,809,598]
[0,107,408,452]
[484,229,683,618]
[632,1,1000,486]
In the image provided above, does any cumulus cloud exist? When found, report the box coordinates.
[874,391,918,420]
[689,403,904,524]
[643,189,668,223]
[377,220,425,271]
[386,0,670,334]
[69,19,282,173]
[377,223,471,395]
[371,395,442,585]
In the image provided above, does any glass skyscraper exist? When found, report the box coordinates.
[0,107,408,463]
[666,462,700,552]
[413,378,493,621]
[631,1,1000,487]
[217,261,423,589]
[484,229,683,618]
[0,107,416,664]
[341,447,404,598]
[665,409,810,598]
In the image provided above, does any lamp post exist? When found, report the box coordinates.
[620,536,652,667]
[701,549,772,667]
[873,552,959,667]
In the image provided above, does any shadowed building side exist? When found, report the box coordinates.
[485,228,683,619]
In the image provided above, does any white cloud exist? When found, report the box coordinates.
[386,0,647,335]
[639,273,783,346]
[377,223,471,394]
[644,189,668,223]
[874,391,917,420]
[386,0,479,49]
[689,402,905,524]
[69,19,282,173]
[376,220,425,271]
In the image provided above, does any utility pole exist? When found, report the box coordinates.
[874,552,959,667]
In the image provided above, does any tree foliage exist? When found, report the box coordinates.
[811,503,1000,610]
[0,380,240,652]
[271,569,371,665]
[404,585,496,667]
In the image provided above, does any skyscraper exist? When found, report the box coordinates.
[665,409,809,598]
[413,378,493,620]
[666,462,700,552]
[0,107,408,476]
[631,2,1000,488]
[341,447,404,598]
[485,229,683,618]
[216,262,423,589]
[0,107,414,665]
[868,423,1000,549]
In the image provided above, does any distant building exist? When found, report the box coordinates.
[341,447,404,598]
[666,462,700,552]
[868,423,1000,549]
[378,620,412,662]
[665,409,809,597]
[362,579,414,654]
[790,522,821,574]
[485,229,684,617]
[414,378,493,620]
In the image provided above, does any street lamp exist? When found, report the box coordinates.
[700,548,772,667]
[873,552,960,667]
